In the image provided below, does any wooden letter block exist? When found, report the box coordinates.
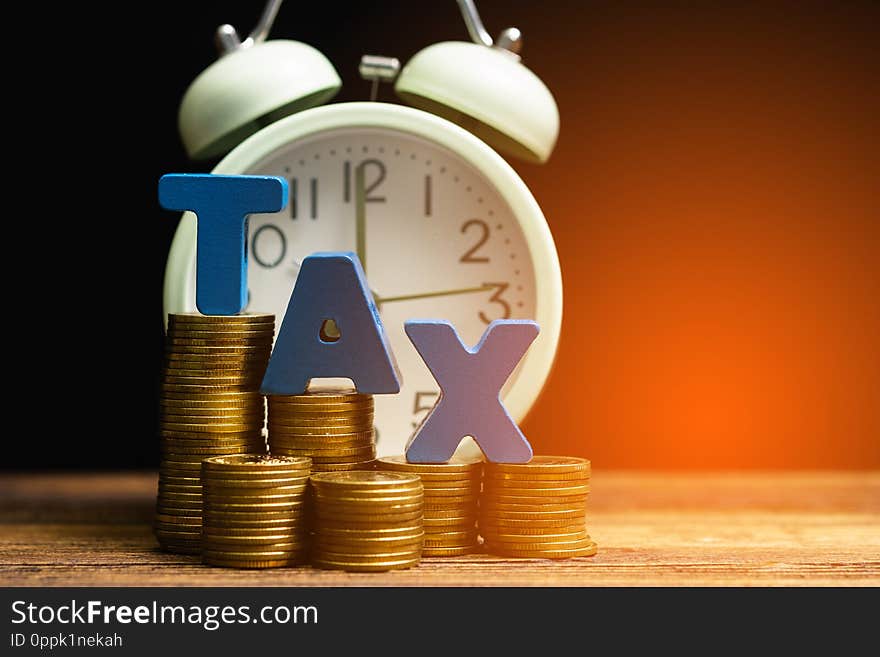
[158,173,288,315]
[404,319,539,463]
[261,252,401,395]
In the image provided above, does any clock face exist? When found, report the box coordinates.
[188,126,538,457]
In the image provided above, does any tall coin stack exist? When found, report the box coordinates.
[376,455,482,556]
[267,386,376,472]
[155,312,274,554]
[201,455,312,568]
[310,472,424,572]
[479,456,597,559]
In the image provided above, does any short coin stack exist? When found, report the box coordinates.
[155,312,274,554]
[201,455,312,568]
[376,455,482,556]
[310,471,424,572]
[480,456,597,559]
[268,387,376,472]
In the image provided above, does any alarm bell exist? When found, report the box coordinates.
[395,0,559,163]
[178,0,341,160]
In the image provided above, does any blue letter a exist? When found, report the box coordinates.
[261,252,401,395]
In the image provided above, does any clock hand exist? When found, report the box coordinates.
[375,283,497,309]
[355,163,367,274]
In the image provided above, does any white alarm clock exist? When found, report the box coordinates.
[164,0,563,458]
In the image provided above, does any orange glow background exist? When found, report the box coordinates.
[507,2,880,468]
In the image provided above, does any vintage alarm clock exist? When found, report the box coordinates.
[163,0,563,457]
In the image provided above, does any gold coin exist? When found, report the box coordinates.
[161,376,264,387]
[154,528,201,540]
[482,494,588,507]
[154,515,201,526]
[269,425,373,436]
[422,529,477,542]
[315,509,422,528]
[422,546,478,557]
[311,483,423,496]
[162,368,266,379]
[479,517,586,531]
[405,473,482,484]
[478,508,585,521]
[270,387,369,404]
[161,420,264,432]
[268,418,374,430]
[422,484,481,496]
[164,346,270,357]
[203,485,307,498]
[479,501,585,513]
[268,440,374,453]
[310,471,420,489]
[203,557,302,569]
[156,504,204,516]
[375,455,483,474]
[158,484,203,495]
[313,533,424,549]
[480,529,589,544]
[315,501,423,516]
[269,425,374,437]
[159,430,264,441]
[267,407,374,418]
[163,355,269,365]
[200,477,309,490]
[423,517,477,528]
[424,507,479,519]
[203,547,306,561]
[167,328,273,338]
[274,451,375,465]
[154,514,202,525]
[202,454,309,471]
[482,484,590,497]
[486,541,598,559]
[163,356,269,368]
[424,495,475,507]
[484,456,591,475]
[483,471,590,484]
[310,557,419,572]
[161,443,264,456]
[161,383,263,394]
[162,409,264,420]
[271,443,375,457]
[316,524,423,537]
[203,499,305,510]
[308,461,376,472]
[202,511,303,523]
[168,312,274,323]
[160,397,264,408]
[202,533,304,546]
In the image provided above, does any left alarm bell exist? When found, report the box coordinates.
[178,0,341,160]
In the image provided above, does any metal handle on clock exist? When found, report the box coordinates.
[215,0,285,55]
[456,0,523,55]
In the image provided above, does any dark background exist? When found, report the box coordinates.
[19,1,879,469]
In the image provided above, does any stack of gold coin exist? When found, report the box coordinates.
[310,471,424,572]
[200,455,311,568]
[267,386,375,472]
[480,456,597,559]
[376,455,482,556]
[155,313,274,554]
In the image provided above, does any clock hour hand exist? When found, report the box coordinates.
[375,283,497,310]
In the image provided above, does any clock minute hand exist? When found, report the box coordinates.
[375,283,497,309]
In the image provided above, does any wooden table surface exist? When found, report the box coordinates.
[1,471,877,586]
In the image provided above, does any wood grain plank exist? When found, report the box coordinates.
[1,471,877,586]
